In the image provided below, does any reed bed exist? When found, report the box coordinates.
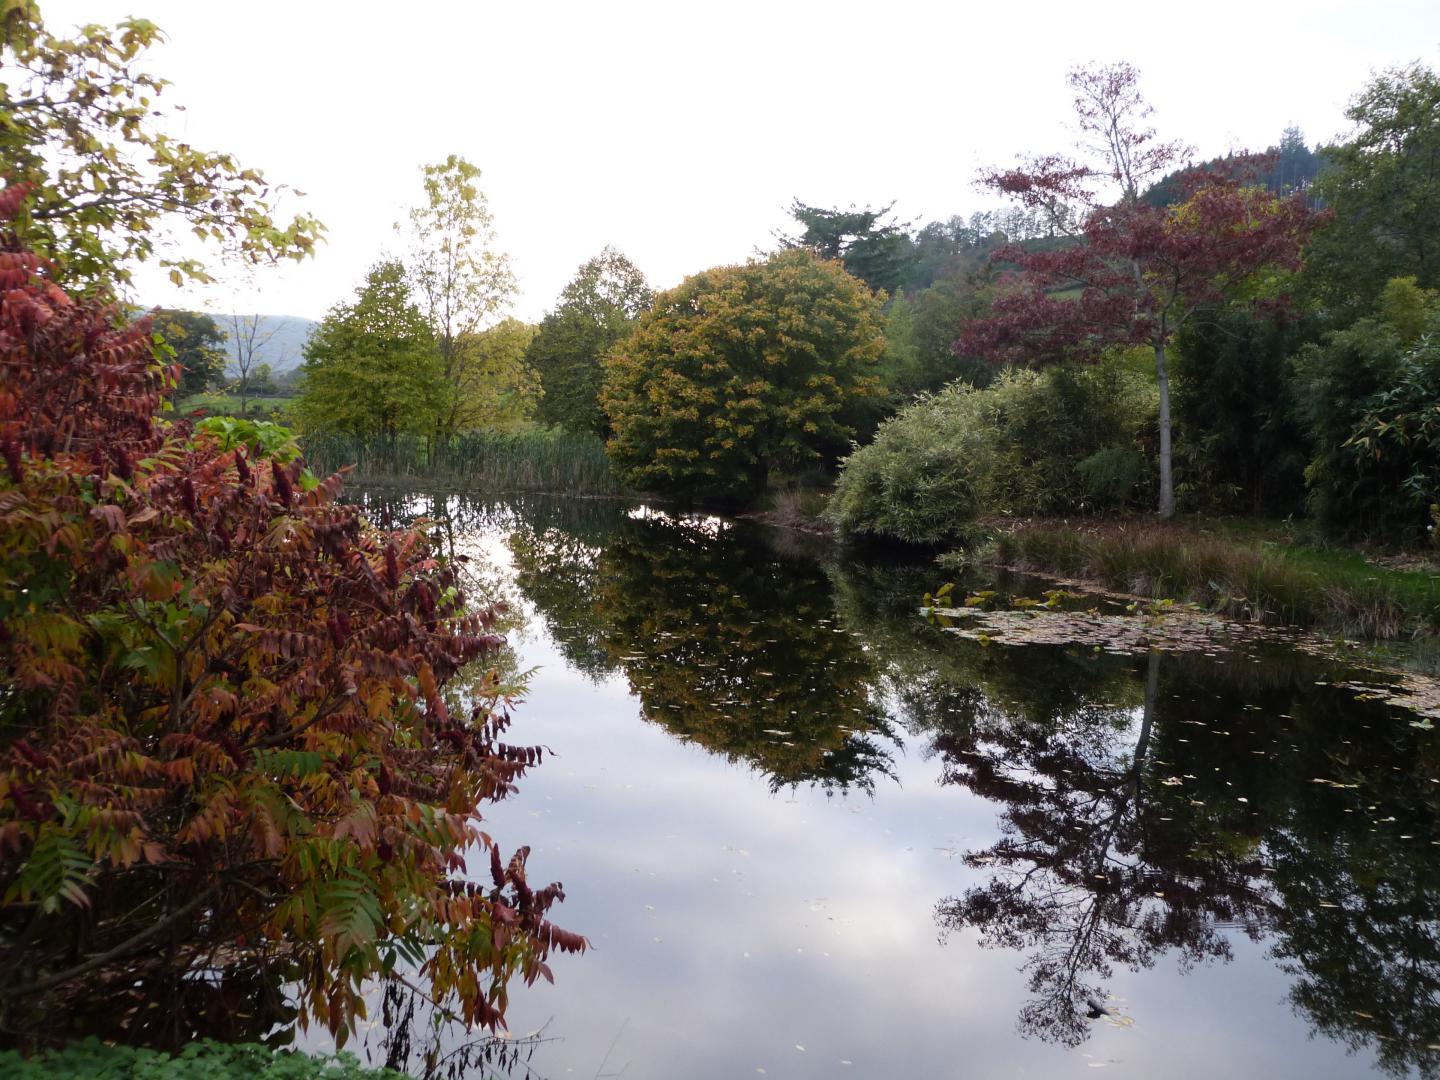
[300,430,619,496]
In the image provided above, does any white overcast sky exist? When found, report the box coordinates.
[39,0,1440,323]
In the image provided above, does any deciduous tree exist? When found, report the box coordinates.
[293,261,442,458]
[961,63,1319,518]
[0,4,322,294]
[400,157,516,450]
[602,250,886,500]
[153,309,226,397]
[528,247,653,436]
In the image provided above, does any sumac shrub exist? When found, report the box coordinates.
[0,201,582,1049]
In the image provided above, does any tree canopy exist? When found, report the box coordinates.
[1305,62,1440,315]
[401,157,517,448]
[776,200,914,295]
[529,247,653,436]
[293,261,442,449]
[602,250,886,500]
[0,3,322,294]
[153,309,227,397]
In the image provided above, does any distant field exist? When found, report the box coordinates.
[176,393,296,418]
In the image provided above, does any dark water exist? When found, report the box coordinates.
[358,491,1440,1079]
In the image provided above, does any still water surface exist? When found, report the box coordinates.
[359,491,1440,1079]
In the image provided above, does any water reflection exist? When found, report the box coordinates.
[350,491,1440,1078]
[509,508,899,793]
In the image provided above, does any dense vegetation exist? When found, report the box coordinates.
[601,250,886,500]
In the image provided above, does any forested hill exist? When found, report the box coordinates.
[1143,126,1323,206]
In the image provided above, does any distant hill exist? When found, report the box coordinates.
[208,314,317,372]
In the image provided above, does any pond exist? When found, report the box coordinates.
[350,490,1440,1079]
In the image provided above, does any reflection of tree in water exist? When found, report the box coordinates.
[928,641,1440,1074]
[510,509,898,792]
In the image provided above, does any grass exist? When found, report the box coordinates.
[299,429,619,496]
[986,517,1440,639]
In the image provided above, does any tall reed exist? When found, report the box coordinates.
[300,430,619,495]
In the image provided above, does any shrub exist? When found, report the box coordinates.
[0,1039,399,1078]
[1294,314,1440,542]
[0,208,583,1048]
[828,359,1156,545]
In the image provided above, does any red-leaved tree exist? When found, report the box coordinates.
[961,63,1321,518]
[0,182,583,1051]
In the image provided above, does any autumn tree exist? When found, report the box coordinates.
[0,198,583,1048]
[400,156,516,451]
[601,250,886,501]
[0,4,322,295]
[455,317,542,432]
[528,247,653,436]
[293,260,441,457]
[961,63,1319,519]
[153,309,226,397]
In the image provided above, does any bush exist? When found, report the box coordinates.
[0,212,583,1048]
[1290,319,1434,544]
[828,359,1156,545]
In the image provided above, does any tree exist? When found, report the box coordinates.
[454,318,542,432]
[401,156,516,451]
[0,4,322,294]
[248,361,277,397]
[153,309,226,397]
[293,261,441,457]
[776,200,916,295]
[601,250,886,500]
[961,63,1319,519]
[224,313,288,415]
[528,247,653,436]
[0,202,583,1047]
[1306,63,1440,315]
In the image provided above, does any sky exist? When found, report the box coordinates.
[37,0,1440,324]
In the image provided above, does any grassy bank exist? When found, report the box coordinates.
[300,429,619,495]
[985,519,1440,638]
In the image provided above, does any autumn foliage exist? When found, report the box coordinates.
[0,190,582,1046]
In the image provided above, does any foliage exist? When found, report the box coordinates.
[300,429,618,495]
[0,1038,401,1078]
[828,360,1156,545]
[401,156,517,447]
[528,247,652,436]
[454,318,542,433]
[293,261,442,451]
[990,522,1438,636]
[1305,63,1440,315]
[775,200,914,295]
[153,311,226,396]
[1293,317,1413,539]
[1171,304,1314,514]
[602,250,886,501]
[0,216,583,1047]
[1338,324,1440,542]
[0,4,322,293]
[963,63,1319,518]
